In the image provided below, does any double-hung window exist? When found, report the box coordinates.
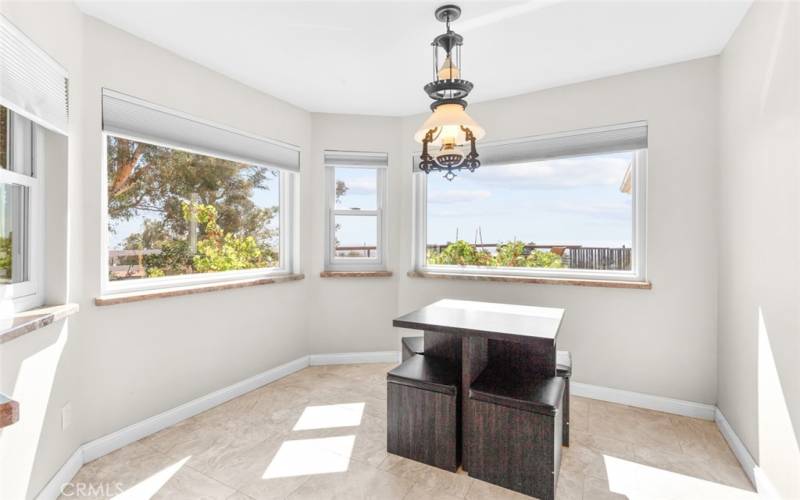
[324,151,388,271]
[0,107,44,309]
[413,122,648,282]
[101,89,300,293]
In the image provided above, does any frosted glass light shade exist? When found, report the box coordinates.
[414,103,485,145]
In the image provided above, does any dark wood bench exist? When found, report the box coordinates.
[467,366,565,500]
[556,350,572,446]
[387,354,460,471]
[401,336,424,362]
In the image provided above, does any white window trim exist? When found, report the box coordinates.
[324,156,388,271]
[0,111,45,311]
[100,131,297,296]
[413,149,648,283]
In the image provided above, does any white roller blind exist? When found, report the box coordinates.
[413,121,647,171]
[324,151,388,168]
[0,15,69,135]
[102,89,301,172]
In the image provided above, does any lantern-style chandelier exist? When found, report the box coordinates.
[415,4,485,181]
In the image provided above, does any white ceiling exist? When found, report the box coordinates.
[75,1,752,116]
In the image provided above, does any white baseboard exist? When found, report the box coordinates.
[715,408,779,498]
[571,382,717,420]
[309,350,400,365]
[40,354,777,500]
[36,351,398,499]
[82,355,310,463]
[36,447,83,500]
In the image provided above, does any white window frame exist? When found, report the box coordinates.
[413,148,648,283]
[100,131,297,295]
[0,108,45,311]
[324,153,388,271]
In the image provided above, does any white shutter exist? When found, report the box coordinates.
[324,151,388,168]
[413,121,647,170]
[102,89,301,172]
[0,15,69,135]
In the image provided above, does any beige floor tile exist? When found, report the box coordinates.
[63,365,754,500]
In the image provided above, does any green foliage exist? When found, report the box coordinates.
[428,240,493,266]
[428,240,563,269]
[0,235,11,282]
[107,137,279,279]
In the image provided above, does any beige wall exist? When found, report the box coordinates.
[398,58,720,404]
[718,1,800,497]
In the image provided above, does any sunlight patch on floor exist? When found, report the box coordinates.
[292,402,365,431]
[603,455,759,500]
[263,436,355,479]
[112,456,191,499]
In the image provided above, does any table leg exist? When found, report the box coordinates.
[461,336,488,472]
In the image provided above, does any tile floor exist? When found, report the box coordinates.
[62,364,757,499]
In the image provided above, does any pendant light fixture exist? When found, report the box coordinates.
[415,4,485,181]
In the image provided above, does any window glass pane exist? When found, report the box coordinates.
[334,215,377,258]
[0,183,29,284]
[426,151,634,271]
[334,167,377,210]
[2,109,34,177]
[106,135,280,281]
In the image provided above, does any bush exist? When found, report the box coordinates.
[427,240,563,269]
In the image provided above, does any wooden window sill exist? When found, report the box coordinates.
[407,270,652,290]
[0,303,80,345]
[320,271,393,278]
[0,393,19,428]
[95,273,305,306]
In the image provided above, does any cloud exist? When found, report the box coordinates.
[340,177,376,195]
[543,200,631,221]
[428,189,492,204]
[474,155,631,190]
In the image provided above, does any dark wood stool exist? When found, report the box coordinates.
[467,367,565,500]
[401,336,424,362]
[557,350,572,446]
[387,354,460,471]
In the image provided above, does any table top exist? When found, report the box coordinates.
[393,299,564,344]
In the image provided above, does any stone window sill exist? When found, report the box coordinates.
[0,303,80,344]
[320,271,393,278]
[95,273,305,306]
[407,270,651,289]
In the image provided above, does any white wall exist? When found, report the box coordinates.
[717,1,800,497]
[5,1,795,498]
[0,3,314,498]
[307,113,402,354]
[397,58,720,404]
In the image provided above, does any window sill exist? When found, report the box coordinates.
[320,271,393,278]
[0,393,19,429]
[95,273,305,307]
[407,270,652,290]
[0,303,80,345]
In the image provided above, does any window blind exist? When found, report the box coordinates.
[0,15,69,135]
[413,121,647,171]
[324,151,388,169]
[102,89,301,172]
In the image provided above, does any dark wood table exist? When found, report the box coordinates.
[393,299,565,471]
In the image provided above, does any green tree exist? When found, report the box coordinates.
[428,240,493,266]
[107,137,279,277]
[427,240,564,269]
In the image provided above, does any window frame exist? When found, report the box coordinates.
[0,108,45,311]
[413,148,648,283]
[324,156,388,272]
[100,130,297,295]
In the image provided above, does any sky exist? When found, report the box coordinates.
[336,152,634,249]
[108,151,635,253]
